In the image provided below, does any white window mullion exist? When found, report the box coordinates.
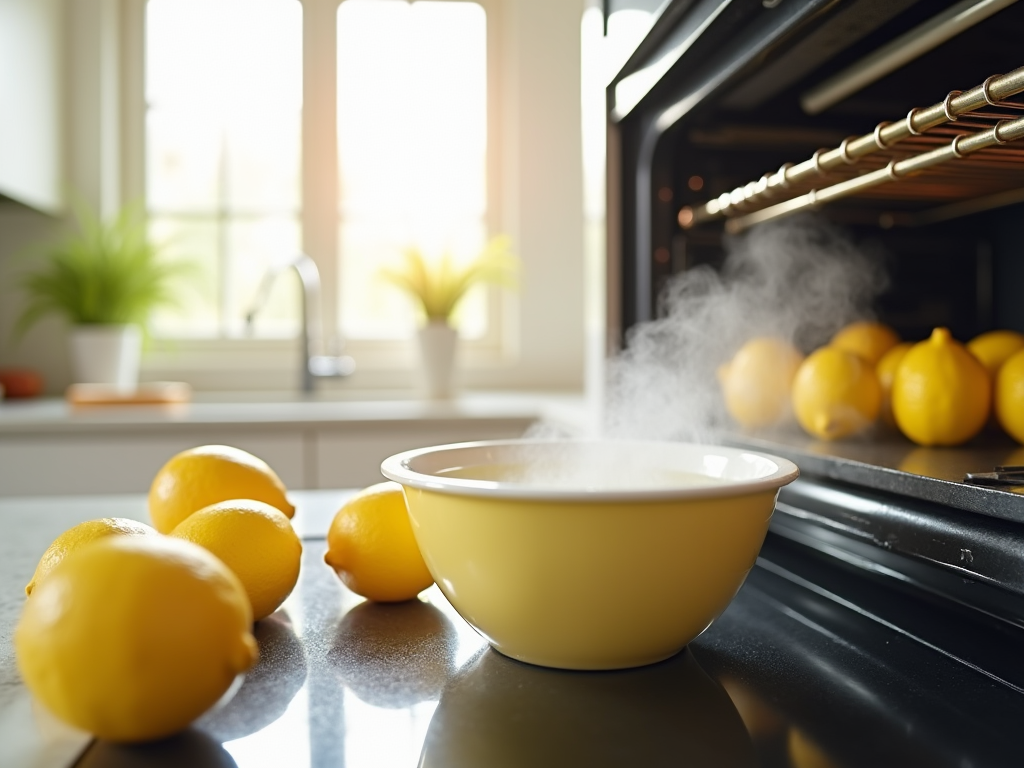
[301,0,341,351]
[121,0,147,208]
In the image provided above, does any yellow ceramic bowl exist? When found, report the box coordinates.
[381,439,799,671]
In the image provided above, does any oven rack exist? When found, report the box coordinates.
[679,66,1024,234]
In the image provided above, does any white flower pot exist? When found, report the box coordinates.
[417,322,458,399]
[69,324,142,389]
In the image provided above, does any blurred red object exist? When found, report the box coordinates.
[0,369,44,399]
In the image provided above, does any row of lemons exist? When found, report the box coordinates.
[719,322,1024,446]
[15,446,432,743]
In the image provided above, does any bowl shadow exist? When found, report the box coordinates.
[419,646,756,768]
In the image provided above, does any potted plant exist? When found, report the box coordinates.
[15,202,188,389]
[381,235,517,398]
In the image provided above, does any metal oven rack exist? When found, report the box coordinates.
[678,67,1024,234]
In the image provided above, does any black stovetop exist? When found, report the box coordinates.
[729,430,1024,524]
[693,531,1024,768]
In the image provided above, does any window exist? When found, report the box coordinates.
[124,0,586,392]
[143,0,490,345]
[337,0,488,340]
[146,0,304,339]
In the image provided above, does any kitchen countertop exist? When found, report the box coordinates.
[3,491,1024,767]
[0,392,592,436]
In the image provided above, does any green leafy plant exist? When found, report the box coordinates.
[15,202,190,336]
[380,235,518,325]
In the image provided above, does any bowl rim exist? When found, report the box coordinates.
[380,438,799,501]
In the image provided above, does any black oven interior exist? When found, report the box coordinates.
[612,0,1024,342]
[607,3,1024,762]
[608,0,1024,540]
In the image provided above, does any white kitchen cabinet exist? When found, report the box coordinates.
[0,0,62,212]
[0,432,308,497]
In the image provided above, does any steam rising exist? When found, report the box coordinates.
[603,216,888,441]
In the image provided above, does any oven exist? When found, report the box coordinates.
[606,1,1024,764]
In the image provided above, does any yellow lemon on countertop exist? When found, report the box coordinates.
[792,347,881,440]
[324,482,434,603]
[996,349,1024,445]
[26,517,157,597]
[831,320,901,366]
[968,330,1024,379]
[171,499,303,621]
[15,536,257,743]
[892,327,990,447]
[149,445,295,534]
[718,337,804,429]
[876,341,914,428]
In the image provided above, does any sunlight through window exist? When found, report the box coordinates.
[336,0,488,339]
[146,0,303,339]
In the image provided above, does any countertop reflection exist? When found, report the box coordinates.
[70,542,757,768]
[7,507,1023,766]
[421,645,755,768]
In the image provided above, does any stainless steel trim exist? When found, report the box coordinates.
[800,0,1019,115]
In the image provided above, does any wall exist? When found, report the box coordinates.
[0,0,589,396]
[0,0,63,213]
[496,0,587,392]
[0,206,69,395]
[0,0,123,395]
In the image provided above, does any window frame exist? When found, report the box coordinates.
[121,0,586,394]
[125,0,511,388]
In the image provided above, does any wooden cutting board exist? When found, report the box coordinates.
[65,382,192,406]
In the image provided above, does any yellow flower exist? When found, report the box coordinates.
[380,235,517,324]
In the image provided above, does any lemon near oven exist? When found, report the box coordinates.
[171,499,303,621]
[967,329,1024,378]
[995,348,1024,444]
[15,536,257,743]
[25,517,157,597]
[892,327,990,447]
[875,341,914,428]
[718,337,804,429]
[149,445,295,533]
[324,482,435,602]
[792,347,881,440]
[830,320,901,366]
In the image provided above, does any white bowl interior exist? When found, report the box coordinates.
[382,440,799,501]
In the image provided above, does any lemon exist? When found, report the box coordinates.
[892,327,990,447]
[26,517,157,597]
[831,320,901,366]
[324,482,434,602]
[149,445,295,534]
[788,728,839,768]
[875,341,914,428]
[968,330,1024,378]
[791,347,881,440]
[15,536,257,743]
[171,499,303,621]
[996,349,1024,444]
[718,337,804,429]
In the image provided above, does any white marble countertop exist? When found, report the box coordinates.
[0,391,593,435]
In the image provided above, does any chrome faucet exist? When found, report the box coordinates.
[245,254,355,392]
